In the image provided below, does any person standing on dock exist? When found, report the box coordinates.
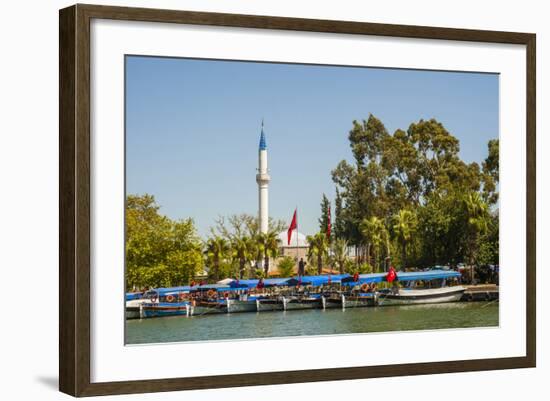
[298,257,306,277]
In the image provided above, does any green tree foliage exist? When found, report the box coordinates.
[256,231,280,276]
[204,236,231,281]
[331,237,349,274]
[277,256,296,277]
[392,209,418,269]
[331,114,498,271]
[210,213,286,239]
[125,194,203,290]
[360,216,389,272]
[333,188,346,240]
[318,193,331,238]
[306,232,330,274]
[482,139,499,204]
[231,236,255,279]
[463,192,490,266]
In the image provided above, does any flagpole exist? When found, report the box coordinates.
[295,206,298,259]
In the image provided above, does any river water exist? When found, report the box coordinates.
[126,302,498,344]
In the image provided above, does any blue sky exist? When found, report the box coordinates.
[125,56,499,239]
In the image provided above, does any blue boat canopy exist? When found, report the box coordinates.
[229,278,291,288]
[227,275,351,288]
[341,270,460,286]
[155,286,191,296]
[193,283,248,292]
[126,286,192,300]
[341,273,387,286]
[125,292,143,300]
[394,270,461,281]
[286,274,351,286]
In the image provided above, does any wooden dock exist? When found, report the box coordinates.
[461,284,499,302]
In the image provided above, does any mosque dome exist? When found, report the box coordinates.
[277,231,309,248]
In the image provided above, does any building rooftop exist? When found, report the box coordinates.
[277,230,309,247]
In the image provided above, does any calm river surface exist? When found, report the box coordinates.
[126,302,498,344]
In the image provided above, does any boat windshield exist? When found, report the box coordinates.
[143,290,159,300]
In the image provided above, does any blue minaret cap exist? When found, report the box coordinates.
[259,120,267,150]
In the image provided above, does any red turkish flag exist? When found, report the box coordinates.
[326,205,332,239]
[287,209,297,245]
[386,266,397,283]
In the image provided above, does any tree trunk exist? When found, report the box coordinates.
[214,261,219,281]
[366,243,372,267]
[318,254,322,274]
[264,255,269,276]
[239,259,245,279]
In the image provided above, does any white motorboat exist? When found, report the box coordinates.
[377,286,465,306]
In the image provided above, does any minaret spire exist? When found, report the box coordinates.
[256,120,270,234]
[259,118,267,150]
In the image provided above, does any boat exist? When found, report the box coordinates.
[125,270,464,319]
[190,299,228,315]
[126,298,155,319]
[377,286,465,306]
[188,283,249,316]
[341,292,377,308]
[282,294,323,310]
[226,295,260,313]
[139,302,192,318]
[376,270,465,306]
[227,278,291,312]
[126,287,192,319]
[256,297,285,312]
[321,292,345,309]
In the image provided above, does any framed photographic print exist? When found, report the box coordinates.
[59,4,536,397]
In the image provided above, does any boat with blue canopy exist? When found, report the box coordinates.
[226,279,290,312]
[376,269,464,306]
[125,269,465,318]
[126,287,194,319]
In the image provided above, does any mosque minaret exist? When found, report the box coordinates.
[256,121,270,234]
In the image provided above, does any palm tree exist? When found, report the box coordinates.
[360,216,388,272]
[251,238,263,276]
[256,232,280,276]
[277,256,296,277]
[307,232,329,274]
[392,209,417,269]
[204,236,230,281]
[331,238,349,274]
[231,236,254,279]
[463,192,489,282]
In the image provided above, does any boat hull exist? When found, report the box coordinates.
[126,302,191,319]
[256,298,285,312]
[343,294,377,308]
[322,295,345,309]
[141,304,190,318]
[283,297,322,310]
[126,307,141,319]
[126,298,155,319]
[378,286,465,306]
[227,299,258,313]
[191,301,227,315]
